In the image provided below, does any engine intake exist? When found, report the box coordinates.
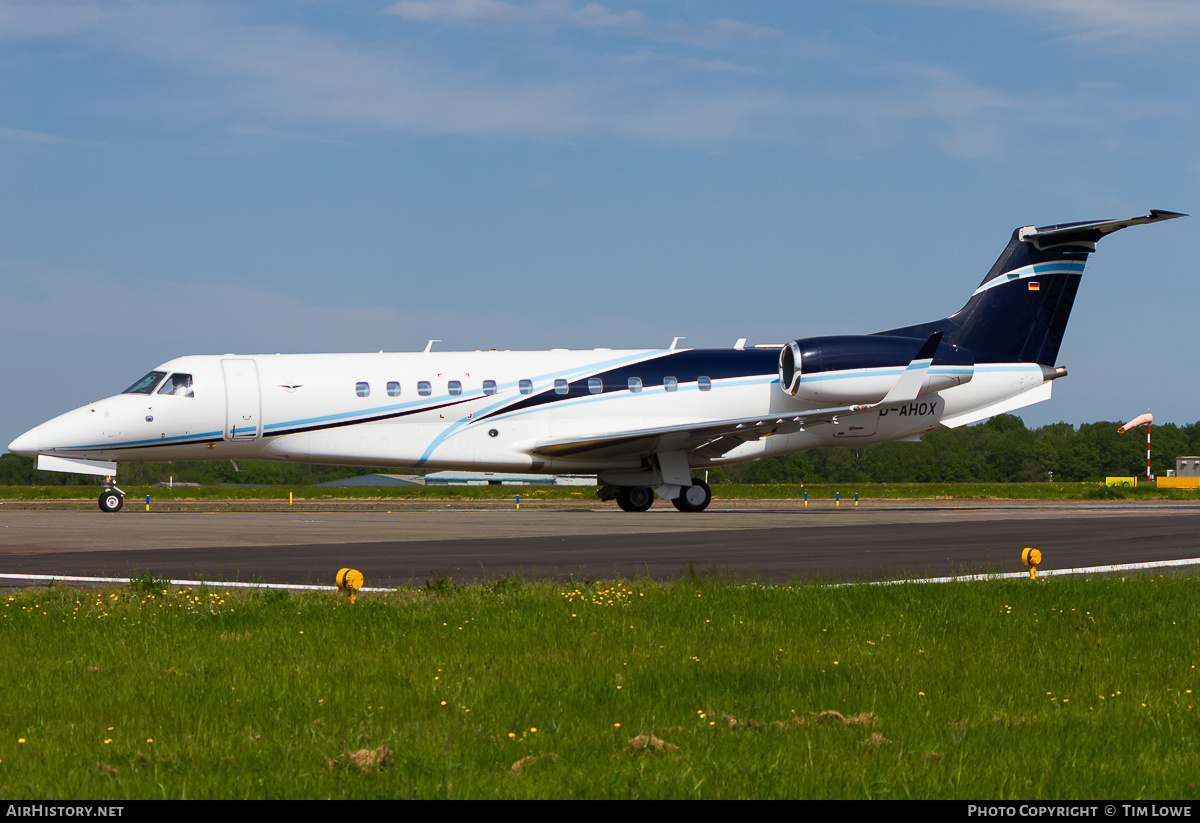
[779,335,973,403]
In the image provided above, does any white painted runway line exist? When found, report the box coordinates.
[850,556,1200,586]
[4,556,1200,591]
[0,573,391,592]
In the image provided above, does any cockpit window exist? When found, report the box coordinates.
[158,373,194,398]
[123,371,167,395]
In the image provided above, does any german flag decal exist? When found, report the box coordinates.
[1028,281,1040,291]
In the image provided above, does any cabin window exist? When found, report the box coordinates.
[519,379,533,395]
[448,380,462,396]
[628,377,642,393]
[123,371,167,395]
[588,378,603,394]
[554,379,568,395]
[356,382,370,398]
[483,380,497,395]
[418,381,432,397]
[158,373,194,398]
[663,376,678,392]
[387,381,401,397]
[698,376,712,391]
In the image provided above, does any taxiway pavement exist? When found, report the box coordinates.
[2,502,1198,586]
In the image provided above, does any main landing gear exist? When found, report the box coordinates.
[99,480,124,513]
[606,480,712,513]
[616,485,654,512]
[671,480,712,513]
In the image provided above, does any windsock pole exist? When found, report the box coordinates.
[1147,419,1152,481]
[1118,411,1154,481]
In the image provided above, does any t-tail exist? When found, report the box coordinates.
[878,209,1186,365]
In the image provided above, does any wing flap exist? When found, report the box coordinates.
[530,404,867,461]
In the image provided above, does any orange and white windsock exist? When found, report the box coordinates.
[1119,412,1154,480]
[1118,413,1153,433]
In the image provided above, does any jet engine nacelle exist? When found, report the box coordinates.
[779,335,974,403]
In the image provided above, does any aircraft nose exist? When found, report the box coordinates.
[8,425,45,457]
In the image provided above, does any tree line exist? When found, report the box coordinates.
[2,415,1197,486]
[711,415,1200,484]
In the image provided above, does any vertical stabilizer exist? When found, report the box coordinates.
[878,210,1185,365]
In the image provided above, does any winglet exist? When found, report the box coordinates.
[879,332,943,405]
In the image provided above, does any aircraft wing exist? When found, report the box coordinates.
[529,331,945,463]
[529,403,870,461]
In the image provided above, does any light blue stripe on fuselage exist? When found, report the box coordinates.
[413,373,778,466]
[59,429,224,452]
[262,349,663,436]
[798,365,973,383]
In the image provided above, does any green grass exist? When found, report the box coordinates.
[3,481,1199,503]
[1,574,1198,799]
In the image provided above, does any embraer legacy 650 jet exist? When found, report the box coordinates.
[9,210,1185,513]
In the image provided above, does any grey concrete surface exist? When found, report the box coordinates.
[2,502,1198,586]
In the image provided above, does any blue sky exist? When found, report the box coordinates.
[2,0,1198,450]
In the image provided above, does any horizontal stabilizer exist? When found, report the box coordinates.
[1020,210,1186,249]
[881,208,1185,367]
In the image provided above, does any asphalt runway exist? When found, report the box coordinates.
[2,502,1199,587]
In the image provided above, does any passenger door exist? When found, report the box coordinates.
[221,359,261,441]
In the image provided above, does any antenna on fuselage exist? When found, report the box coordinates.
[669,337,685,350]
[424,339,440,353]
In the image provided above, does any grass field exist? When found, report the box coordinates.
[3,481,1200,504]
[2,573,1197,799]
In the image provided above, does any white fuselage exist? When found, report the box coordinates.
[10,347,1052,476]
[12,208,1183,508]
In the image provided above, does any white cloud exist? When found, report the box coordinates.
[0,1,796,144]
[383,0,644,31]
[382,0,794,49]
[0,0,1162,156]
[885,0,1200,44]
[0,125,79,144]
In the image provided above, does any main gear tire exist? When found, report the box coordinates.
[616,486,654,512]
[671,480,712,513]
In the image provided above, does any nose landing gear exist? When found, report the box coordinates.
[99,479,125,513]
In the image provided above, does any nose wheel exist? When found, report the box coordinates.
[99,486,125,513]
